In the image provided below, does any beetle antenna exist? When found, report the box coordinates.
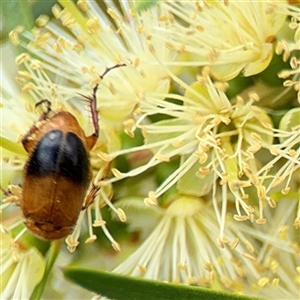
[99,63,126,80]
[80,63,127,138]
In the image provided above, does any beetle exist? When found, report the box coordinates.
[20,63,125,240]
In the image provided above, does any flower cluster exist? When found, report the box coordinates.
[1,0,299,299]
[0,230,45,299]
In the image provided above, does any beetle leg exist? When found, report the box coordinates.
[84,63,127,150]
[83,84,99,150]
[22,99,52,152]
[82,183,100,209]
[87,63,127,140]
[35,99,52,119]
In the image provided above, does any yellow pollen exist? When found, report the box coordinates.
[155,154,170,162]
[269,259,279,273]
[281,187,290,195]
[65,235,79,247]
[178,262,187,270]
[117,208,127,222]
[257,185,266,201]
[52,4,62,19]
[11,251,20,263]
[288,149,296,156]
[15,53,31,65]
[258,277,270,287]
[204,262,212,272]
[53,43,63,53]
[107,8,121,22]
[278,225,289,240]
[123,118,135,128]
[198,152,208,164]
[144,191,157,206]
[111,168,124,179]
[85,235,97,244]
[245,240,255,254]
[278,70,292,79]
[138,265,146,275]
[234,215,248,222]
[294,219,300,229]
[198,167,210,175]
[217,236,226,248]
[107,82,116,94]
[241,194,249,201]
[172,140,184,147]
[21,82,36,92]
[93,220,106,227]
[266,197,276,208]
[132,57,140,68]
[74,43,83,52]
[9,26,24,46]
[255,218,267,225]
[196,24,204,31]
[62,12,76,28]
[290,56,298,69]
[35,14,50,27]
[112,241,121,252]
[30,60,43,70]
[165,41,175,50]
[283,80,294,87]
[77,0,89,12]
[220,275,232,288]
[219,106,230,113]
[270,146,280,156]
[17,70,32,79]
[124,129,134,138]
[136,25,144,34]
[272,278,279,287]
[231,238,239,250]
[271,176,283,188]
[86,18,101,33]
[15,77,26,85]
[242,253,256,261]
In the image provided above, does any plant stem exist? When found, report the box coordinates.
[30,239,62,300]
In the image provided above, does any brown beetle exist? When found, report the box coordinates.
[20,64,125,240]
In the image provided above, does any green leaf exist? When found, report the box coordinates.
[64,267,263,300]
[30,240,62,300]
[32,0,57,19]
[135,0,161,12]
[1,1,35,43]
[253,53,289,86]
[0,136,27,156]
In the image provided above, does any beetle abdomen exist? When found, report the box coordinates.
[21,129,91,239]
[26,130,90,184]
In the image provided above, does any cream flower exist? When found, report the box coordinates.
[277,5,300,103]
[10,0,177,125]
[2,0,299,299]
[6,2,180,249]
[113,195,299,298]
[255,108,300,228]
[104,68,275,242]
[237,197,300,299]
[0,231,46,300]
[158,0,292,80]
[4,0,180,250]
